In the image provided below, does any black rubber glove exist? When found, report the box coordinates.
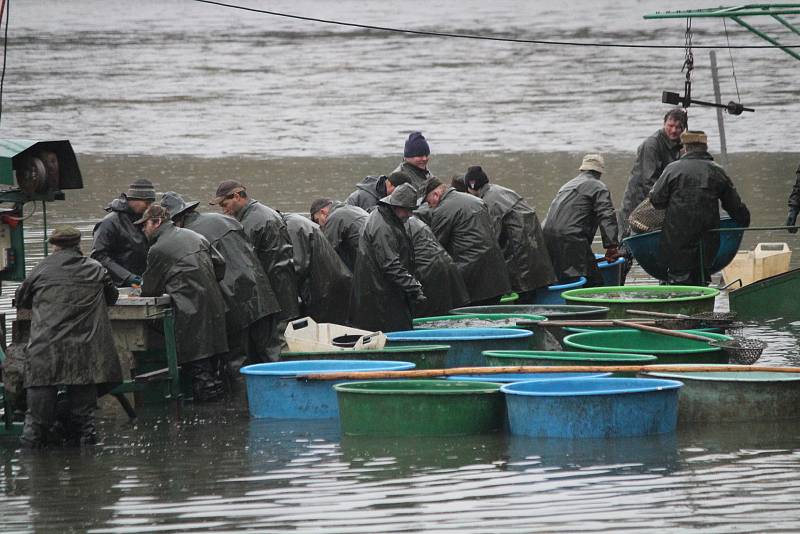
[787,209,798,234]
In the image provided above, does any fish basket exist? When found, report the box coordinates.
[708,337,767,365]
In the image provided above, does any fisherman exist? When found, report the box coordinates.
[451,174,467,193]
[346,171,411,212]
[649,130,751,285]
[160,192,283,366]
[282,212,353,324]
[617,108,688,281]
[309,198,368,272]
[543,154,620,287]
[210,180,300,353]
[464,165,557,303]
[406,215,470,317]
[350,183,426,332]
[91,178,155,286]
[136,204,229,401]
[16,226,122,447]
[786,163,800,234]
[423,177,511,306]
[392,131,433,194]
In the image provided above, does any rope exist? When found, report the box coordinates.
[191,0,800,50]
[723,18,743,103]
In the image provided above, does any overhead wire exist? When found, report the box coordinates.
[192,0,800,50]
[0,0,8,128]
[723,18,743,103]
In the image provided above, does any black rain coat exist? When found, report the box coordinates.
[619,129,681,238]
[350,205,423,332]
[181,211,280,333]
[141,222,229,364]
[474,183,557,292]
[237,199,300,320]
[346,175,387,212]
[91,196,149,286]
[649,151,750,284]
[428,188,511,303]
[788,163,800,212]
[543,171,619,284]
[407,216,469,317]
[283,213,353,324]
[322,202,368,272]
[15,248,122,388]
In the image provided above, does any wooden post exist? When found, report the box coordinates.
[709,51,729,167]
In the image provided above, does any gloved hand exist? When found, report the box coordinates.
[604,245,621,262]
[786,209,798,234]
[413,291,427,306]
[126,274,143,287]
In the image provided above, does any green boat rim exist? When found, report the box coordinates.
[412,313,548,325]
[563,330,731,354]
[483,350,658,362]
[333,380,502,394]
[561,285,720,304]
[641,369,800,382]
[280,344,451,357]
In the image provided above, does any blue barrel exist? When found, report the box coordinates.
[446,372,611,383]
[594,253,626,286]
[533,277,587,304]
[386,328,534,367]
[240,360,415,419]
[501,377,683,438]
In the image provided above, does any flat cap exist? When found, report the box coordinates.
[680,130,708,145]
[422,177,443,198]
[48,225,81,247]
[133,203,170,225]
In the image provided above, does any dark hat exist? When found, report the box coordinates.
[209,180,246,205]
[48,225,81,247]
[450,174,467,193]
[126,178,156,201]
[386,171,410,187]
[680,130,708,145]
[379,183,418,209]
[422,177,443,198]
[309,198,333,218]
[403,131,430,158]
[464,165,489,190]
[160,191,199,220]
[133,203,170,225]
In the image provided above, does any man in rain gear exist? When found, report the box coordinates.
[464,165,557,303]
[283,212,353,323]
[350,183,426,332]
[786,162,800,234]
[424,177,511,306]
[211,180,300,352]
[392,132,433,195]
[160,192,283,365]
[406,215,469,317]
[543,154,620,287]
[91,178,155,286]
[16,226,122,447]
[649,130,750,285]
[137,204,229,401]
[346,172,411,212]
[309,198,368,272]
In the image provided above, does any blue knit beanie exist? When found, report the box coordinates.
[404,132,430,158]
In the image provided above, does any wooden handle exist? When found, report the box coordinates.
[298,364,800,381]
[611,320,712,342]
[542,320,657,327]
[625,309,686,319]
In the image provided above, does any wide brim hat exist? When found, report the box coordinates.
[160,191,199,220]
[379,182,418,209]
[579,154,605,174]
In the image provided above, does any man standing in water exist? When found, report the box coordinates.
[649,131,750,285]
[16,226,122,447]
[91,178,155,286]
[137,204,230,401]
[618,108,687,281]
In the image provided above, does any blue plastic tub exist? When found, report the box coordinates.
[446,372,612,383]
[386,328,534,367]
[240,360,415,419]
[533,277,587,304]
[501,377,683,438]
[594,253,626,286]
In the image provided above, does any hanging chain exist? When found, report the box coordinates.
[680,18,693,108]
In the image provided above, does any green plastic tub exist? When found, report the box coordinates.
[334,380,505,436]
[561,285,719,319]
[278,345,450,370]
[484,350,658,376]
[563,329,731,365]
[412,313,547,329]
[640,366,800,423]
